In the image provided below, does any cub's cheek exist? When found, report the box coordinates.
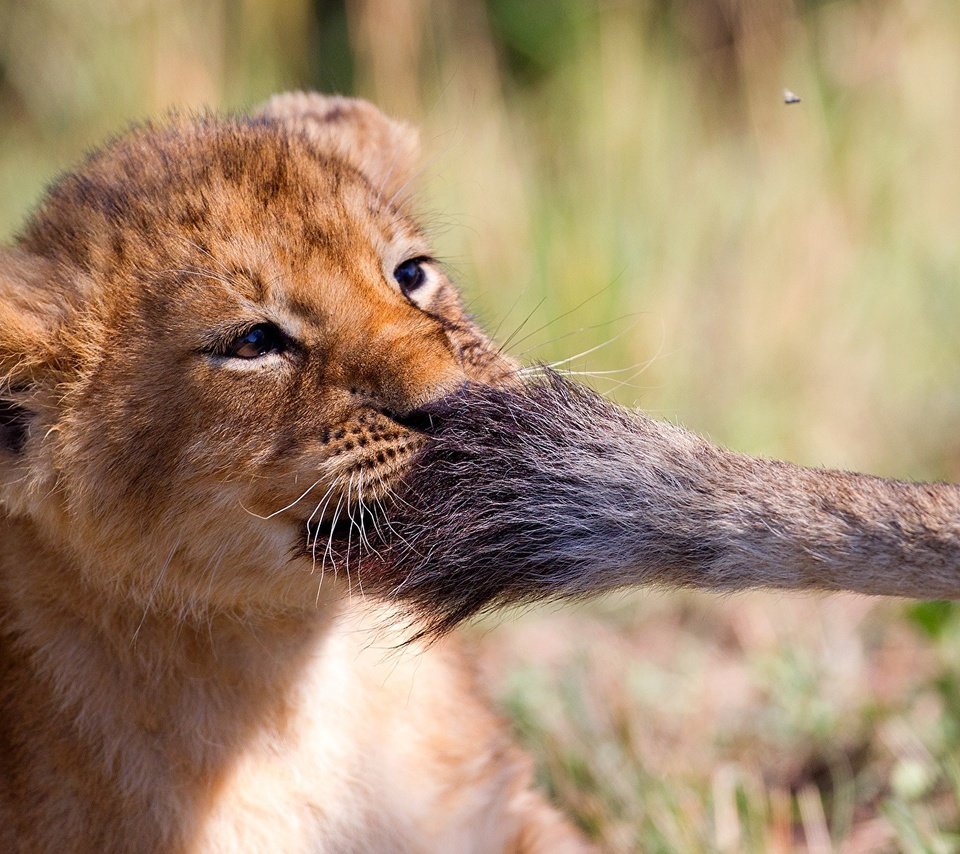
[447,330,519,388]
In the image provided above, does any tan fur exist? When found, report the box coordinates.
[0,94,586,852]
[7,90,953,853]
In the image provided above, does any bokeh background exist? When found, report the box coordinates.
[3,1,960,849]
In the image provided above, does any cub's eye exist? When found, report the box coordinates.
[227,323,285,359]
[393,257,429,296]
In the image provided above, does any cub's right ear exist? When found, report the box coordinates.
[253,92,420,202]
[0,249,66,457]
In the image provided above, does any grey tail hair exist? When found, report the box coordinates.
[376,371,960,635]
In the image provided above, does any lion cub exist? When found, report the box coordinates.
[0,94,586,852]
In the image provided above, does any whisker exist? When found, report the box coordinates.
[307,480,340,563]
[497,296,546,355]
[490,285,532,341]
[353,475,370,599]
[523,323,640,373]
[371,470,420,555]
[323,494,346,589]
[363,471,396,552]
[546,364,654,377]
[356,472,368,549]
[587,318,670,396]
[241,478,323,520]
[318,491,345,606]
[132,536,181,645]
[310,478,342,599]
[365,499,389,551]
[500,278,623,355]
[354,471,378,558]
[344,473,357,600]
[511,312,644,361]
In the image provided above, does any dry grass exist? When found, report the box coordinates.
[2,0,960,848]
[474,592,960,851]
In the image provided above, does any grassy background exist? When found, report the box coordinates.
[2,1,960,849]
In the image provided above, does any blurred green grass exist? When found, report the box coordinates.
[3,1,960,849]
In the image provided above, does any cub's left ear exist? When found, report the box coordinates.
[254,92,420,201]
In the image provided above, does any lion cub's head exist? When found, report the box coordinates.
[0,93,510,614]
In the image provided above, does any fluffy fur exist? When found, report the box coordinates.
[379,373,960,633]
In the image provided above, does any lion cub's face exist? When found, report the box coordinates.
[0,94,511,612]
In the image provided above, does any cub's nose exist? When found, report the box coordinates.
[379,382,468,434]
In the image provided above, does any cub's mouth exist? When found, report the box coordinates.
[299,472,408,561]
[293,398,462,563]
[306,511,359,548]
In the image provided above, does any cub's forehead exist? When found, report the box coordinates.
[17,115,423,293]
